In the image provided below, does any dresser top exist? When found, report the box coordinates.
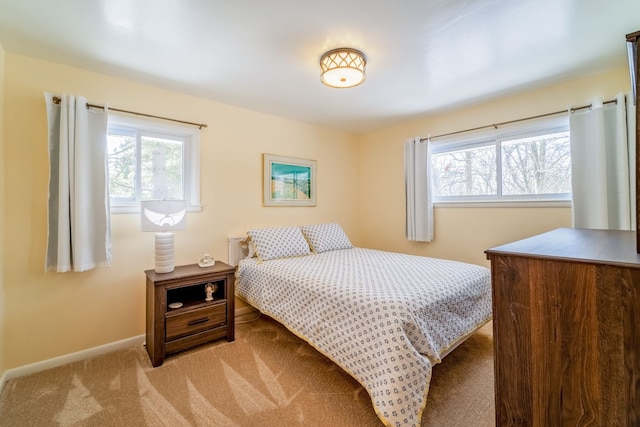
[486,227,640,268]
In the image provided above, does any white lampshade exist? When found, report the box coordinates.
[320,48,367,88]
[141,200,187,273]
[141,199,187,232]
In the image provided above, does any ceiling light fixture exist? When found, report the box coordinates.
[320,48,367,88]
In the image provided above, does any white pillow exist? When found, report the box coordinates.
[247,226,311,261]
[299,222,353,253]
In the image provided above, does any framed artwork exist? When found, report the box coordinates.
[263,154,316,207]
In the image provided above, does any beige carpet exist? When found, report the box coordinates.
[0,316,495,426]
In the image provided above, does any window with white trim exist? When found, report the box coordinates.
[431,116,571,204]
[107,114,201,213]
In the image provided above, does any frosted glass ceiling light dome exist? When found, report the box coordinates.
[320,48,367,88]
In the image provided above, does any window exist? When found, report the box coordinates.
[107,114,201,213]
[431,116,571,204]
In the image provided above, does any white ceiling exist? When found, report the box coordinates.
[0,0,639,134]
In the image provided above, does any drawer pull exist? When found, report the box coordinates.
[188,317,209,326]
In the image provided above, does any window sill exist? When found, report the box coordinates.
[111,205,203,214]
[434,199,571,208]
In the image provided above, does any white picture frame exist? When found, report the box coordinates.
[263,154,317,207]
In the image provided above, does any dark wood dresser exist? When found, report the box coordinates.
[486,228,640,426]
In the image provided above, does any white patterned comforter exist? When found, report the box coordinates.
[235,248,492,427]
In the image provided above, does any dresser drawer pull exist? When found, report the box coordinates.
[188,317,209,326]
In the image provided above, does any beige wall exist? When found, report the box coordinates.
[1,52,633,371]
[357,66,631,266]
[0,45,5,377]
[2,53,360,369]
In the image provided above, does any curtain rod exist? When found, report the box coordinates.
[52,96,208,129]
[420,98,617,142]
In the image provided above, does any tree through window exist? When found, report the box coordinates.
[431,118,571,203]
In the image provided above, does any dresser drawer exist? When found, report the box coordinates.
[166,304,227,341]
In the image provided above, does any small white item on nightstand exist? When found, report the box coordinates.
[198,253,215,267]
[168,302,183,309]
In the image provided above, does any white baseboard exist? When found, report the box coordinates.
[235,305,258,317]
[0,308,257,394]
[0,371,7,397]
[2,334,145,387]
[235,306,261,324]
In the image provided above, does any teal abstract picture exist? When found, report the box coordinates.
[263,154,316,206]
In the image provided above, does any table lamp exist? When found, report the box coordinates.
[140,199,187,273]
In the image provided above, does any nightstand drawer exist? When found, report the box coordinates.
[166,304,227,341]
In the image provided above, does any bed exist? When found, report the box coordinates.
[230,223,492,427]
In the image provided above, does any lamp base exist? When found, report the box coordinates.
[155,232,175,273]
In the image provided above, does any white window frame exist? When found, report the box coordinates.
[107,113,201,214]
[431,115,571,207]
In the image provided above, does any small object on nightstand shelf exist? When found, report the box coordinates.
[198,253,215,267]
[168,302,183,309]
[205,282,218,301]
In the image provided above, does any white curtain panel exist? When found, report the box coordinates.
[570,92,635,230]
[45,92,112,272]
[404,137,433,242]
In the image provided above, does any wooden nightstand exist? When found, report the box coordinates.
[145,261,236,367]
